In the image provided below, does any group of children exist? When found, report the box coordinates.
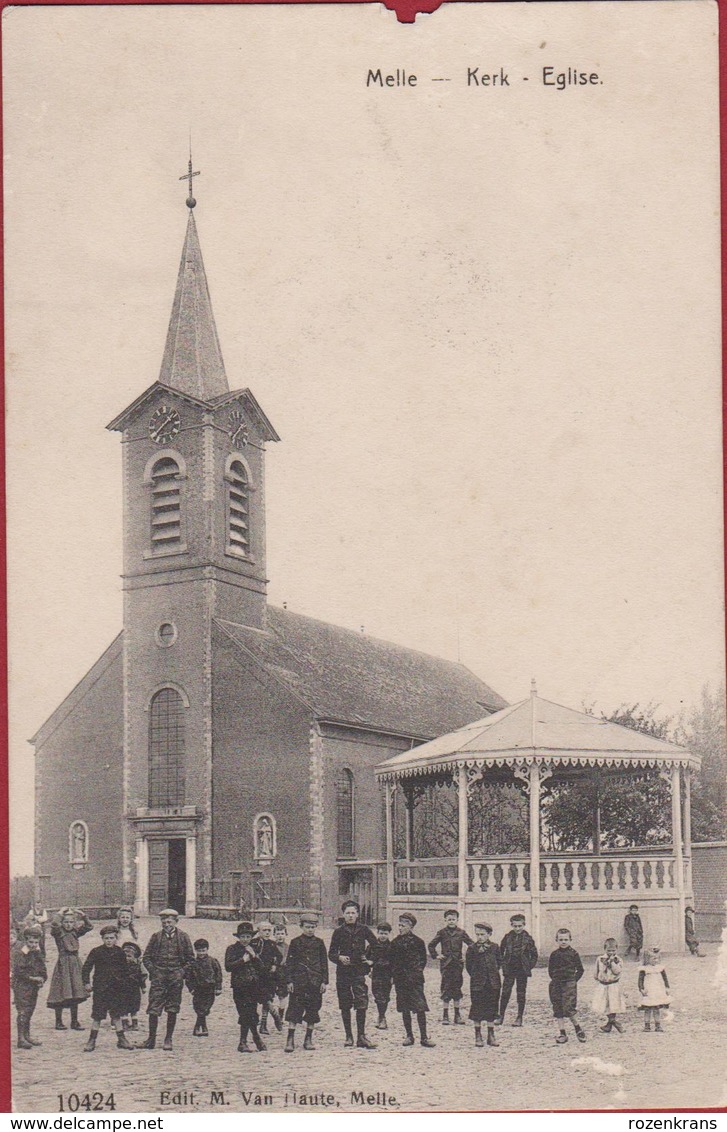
[11,900,677,1055]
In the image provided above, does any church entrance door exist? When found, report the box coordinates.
[339,867,374,925]
[148,838,187,914]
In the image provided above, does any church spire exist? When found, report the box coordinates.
[158,158,229,400]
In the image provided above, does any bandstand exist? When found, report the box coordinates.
[376,687,700,953]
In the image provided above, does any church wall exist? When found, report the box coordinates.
[211,627,314,890]
[320,726,415,921]
[34,652,124,888]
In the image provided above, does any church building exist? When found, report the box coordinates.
[31,180,506,923]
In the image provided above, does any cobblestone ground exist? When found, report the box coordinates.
[12,919,727,1113]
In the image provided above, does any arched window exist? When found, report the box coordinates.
[336,768,355,858]
[253,813,277,861]
[148,688,186,808]
[68,820,89,866]
[226,459,250,556]
[150,456,182,552]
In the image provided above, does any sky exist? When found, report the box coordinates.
[4,1,724,874]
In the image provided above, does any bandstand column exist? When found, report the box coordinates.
[671,763,686,951]
[529,762,542,951]
[385,782,395,905]
[457,765,468,919]
[683,769,693,897]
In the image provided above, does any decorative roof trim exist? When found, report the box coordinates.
[376,750,700,780]
[106,382,210,432]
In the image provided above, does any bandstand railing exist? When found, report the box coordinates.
[394,850,681,899]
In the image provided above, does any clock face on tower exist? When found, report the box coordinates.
[148,405,181,445]
[229,410,250,450]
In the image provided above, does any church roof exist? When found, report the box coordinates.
[215,607,507,739]
[158,210,229,399]
[375,692,698,778]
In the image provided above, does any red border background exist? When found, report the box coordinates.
[0,0,724,1115]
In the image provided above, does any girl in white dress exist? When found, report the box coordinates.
[638,946,671,1032]
[591,937,627,1033]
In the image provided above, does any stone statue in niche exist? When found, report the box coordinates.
[256,815,274,859]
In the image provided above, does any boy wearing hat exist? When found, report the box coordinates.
[371,922,393,1030]
[496,913,538,1026]
[225,922,266,1052]
[185,939,223,1036]
[141,909,195,1051]
[328,899,378,1049]
[284,913,329,1052]
[12,925,47,1050]
[428,909,474,1025]
[120,941,147,1031]
[81,926,135,1052]
[390,913,435,1048]
[624,904,644,960]
[466,923,501,1047]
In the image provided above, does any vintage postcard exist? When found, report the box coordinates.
[5,0,726,1114]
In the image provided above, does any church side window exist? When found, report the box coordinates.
[336,768,355,859]
[68,820,89,866]
[150,456,183,552]
[148,688,186,808]
[226,460,250,556]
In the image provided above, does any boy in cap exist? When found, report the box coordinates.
[185,938,223,1036]
[390,913,435,1048]
[624,904,644,960]
[496,913,538,1026]
[284,913,329,1052]
[273,922,290,1020]
[120,941,147,1031]
[253,921,284,1034]
[371,922,393,1030]
[12,925,47,1050]
[328,899,377,1048]
[684,905,705,956]
[225,922,266,1052]
[548,927,586,1044]
[141,908,195,1051]
[428,909,474,1025]
[81,925,135,1052]
[466,922,501,1047]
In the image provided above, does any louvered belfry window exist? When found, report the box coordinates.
[336,768,355,858]
[148,688,185,808]
[227,460,250,555]
[150,457,182,550]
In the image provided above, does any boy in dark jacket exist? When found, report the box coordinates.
[370,922,393,1030]
[548,927,586,1044]
[225,922,265,1052]
[284,913,329,1052]
[427,909,473,1025]
[186,938,223,1036]
[328,899,377,1049]
[12,925,47,1050]
[142,909,195,1051]
[466,922,501,1048]
[81,925,135,1052]
[253,921,283,1034]
[273,923,290,1020]
[624,904,644,959]
[496,913,538,1026]
[120,941,147,1031]
[390,913,435,1049]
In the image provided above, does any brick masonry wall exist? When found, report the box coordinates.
[692,842,727,940]
[34,651,124,884]
[211,625,313,884]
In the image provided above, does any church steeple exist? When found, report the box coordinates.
[158,166,229,400]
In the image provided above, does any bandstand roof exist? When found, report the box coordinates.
[375,692,699,780]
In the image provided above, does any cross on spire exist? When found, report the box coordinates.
[179,153,200,209]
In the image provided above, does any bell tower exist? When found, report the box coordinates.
[107,163,279,913]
